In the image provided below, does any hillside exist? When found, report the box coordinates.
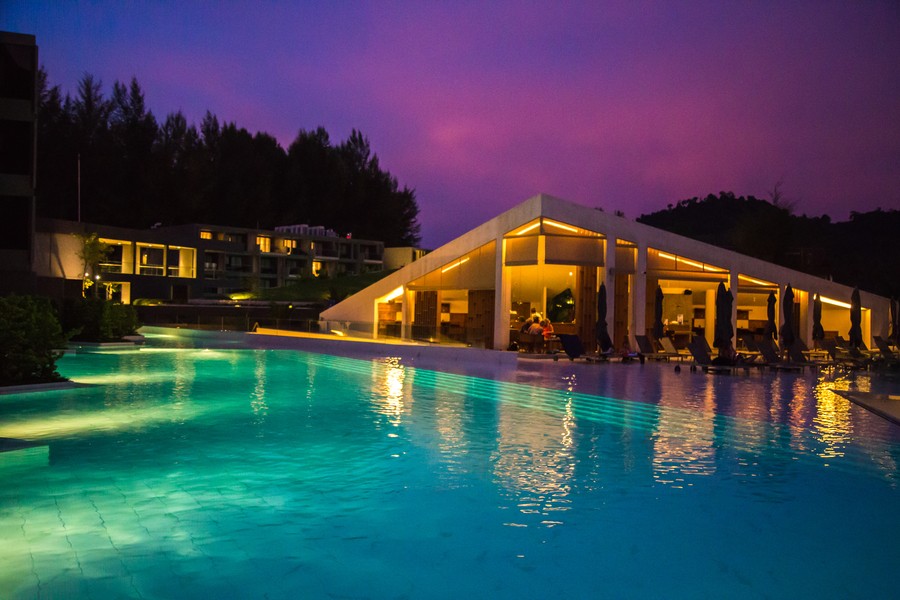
[637,192,899,299]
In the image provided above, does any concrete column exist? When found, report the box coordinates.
[632,243,647,347]
[401,288,412,340]
[705,289,716,349]
[493,236,511,351]
[802,290,813,345]
[371,300,379,339]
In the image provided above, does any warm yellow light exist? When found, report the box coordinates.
[738,274,775,286]
[441,257,469,273]
[820,296,852,309]
[331,329,346,337]
[543,219,578,233]
[383,286,403,302]
[657,251,724,272]
[515,222,541,236]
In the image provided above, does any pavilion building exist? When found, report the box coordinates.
[320,194,890,352]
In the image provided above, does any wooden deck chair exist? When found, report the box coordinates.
[634,334,670,361]
[658,336,689,360]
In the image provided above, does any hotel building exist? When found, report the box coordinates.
[320,194,890,352]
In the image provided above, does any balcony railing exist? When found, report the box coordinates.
[167,266,196,278]
[138,265,165,276]
[99,262,123,274]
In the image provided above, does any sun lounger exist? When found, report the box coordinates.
[634,334,671,361]
[820,338,868,370]
[873,336,897,359]
[686,337,745,373]
[754,337,805,371]
[785,340,819,369]
[658,337,689,361]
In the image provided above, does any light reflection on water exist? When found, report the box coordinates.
[0,345,898,598]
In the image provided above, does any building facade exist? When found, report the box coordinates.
[320,194,891,351]
[34,219,384,303]
[0,31,38,294]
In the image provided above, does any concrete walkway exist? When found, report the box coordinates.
[835,390,900,426]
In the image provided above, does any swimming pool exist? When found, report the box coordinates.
[1,336,898,599]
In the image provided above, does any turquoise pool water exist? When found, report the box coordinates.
[1,338,899,599]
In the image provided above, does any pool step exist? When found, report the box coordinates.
[0,438,49,471]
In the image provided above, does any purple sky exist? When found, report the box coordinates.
[6,1,900,247]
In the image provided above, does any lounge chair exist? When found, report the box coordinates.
[738,336,767,365]
[686,337,742,373]
[754,337,783,364]
[786,339,818,369]
[820,338,868,370]
[755,337,805,371]
[794,337,830,363]
[634,334,670,361]
[873,336,897,359]
[658,336,689,361]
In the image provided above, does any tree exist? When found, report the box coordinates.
[74,232,110,297]
[35,68,423,249]
[0,296,68,385]
[109,77,160,225]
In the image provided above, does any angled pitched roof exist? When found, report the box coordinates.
[321,193,886,322]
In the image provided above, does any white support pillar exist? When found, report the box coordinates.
[803,291,814,345]
[632,243,647,348]
[493,236,511,351]
[372,300,379,339]
[401,288,412,340]
[705,289,716,349]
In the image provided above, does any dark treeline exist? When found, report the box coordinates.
[638,191,900,299]
[35,71,421,246]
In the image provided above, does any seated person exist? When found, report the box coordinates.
[711,342,742,366]
[619,337,643,363]
[541,319,554,341]
[526,316,544,335]
[518,317,530,333]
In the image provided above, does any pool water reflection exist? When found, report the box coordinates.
[0,342,898,599]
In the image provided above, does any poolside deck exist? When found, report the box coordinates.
[144,326,520,371]
[835,391,900,426]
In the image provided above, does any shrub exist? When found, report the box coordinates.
[62,297,140,342]
[0,295,68,386]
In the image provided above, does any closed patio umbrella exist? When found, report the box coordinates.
[891,298,900,346]
[765,291,777,340]
[653,285,664,341]
[848,286,862,349]
[812,293,825,345]
[780,284,795,351]
[714,282,733,351]
[595,282,613,352]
